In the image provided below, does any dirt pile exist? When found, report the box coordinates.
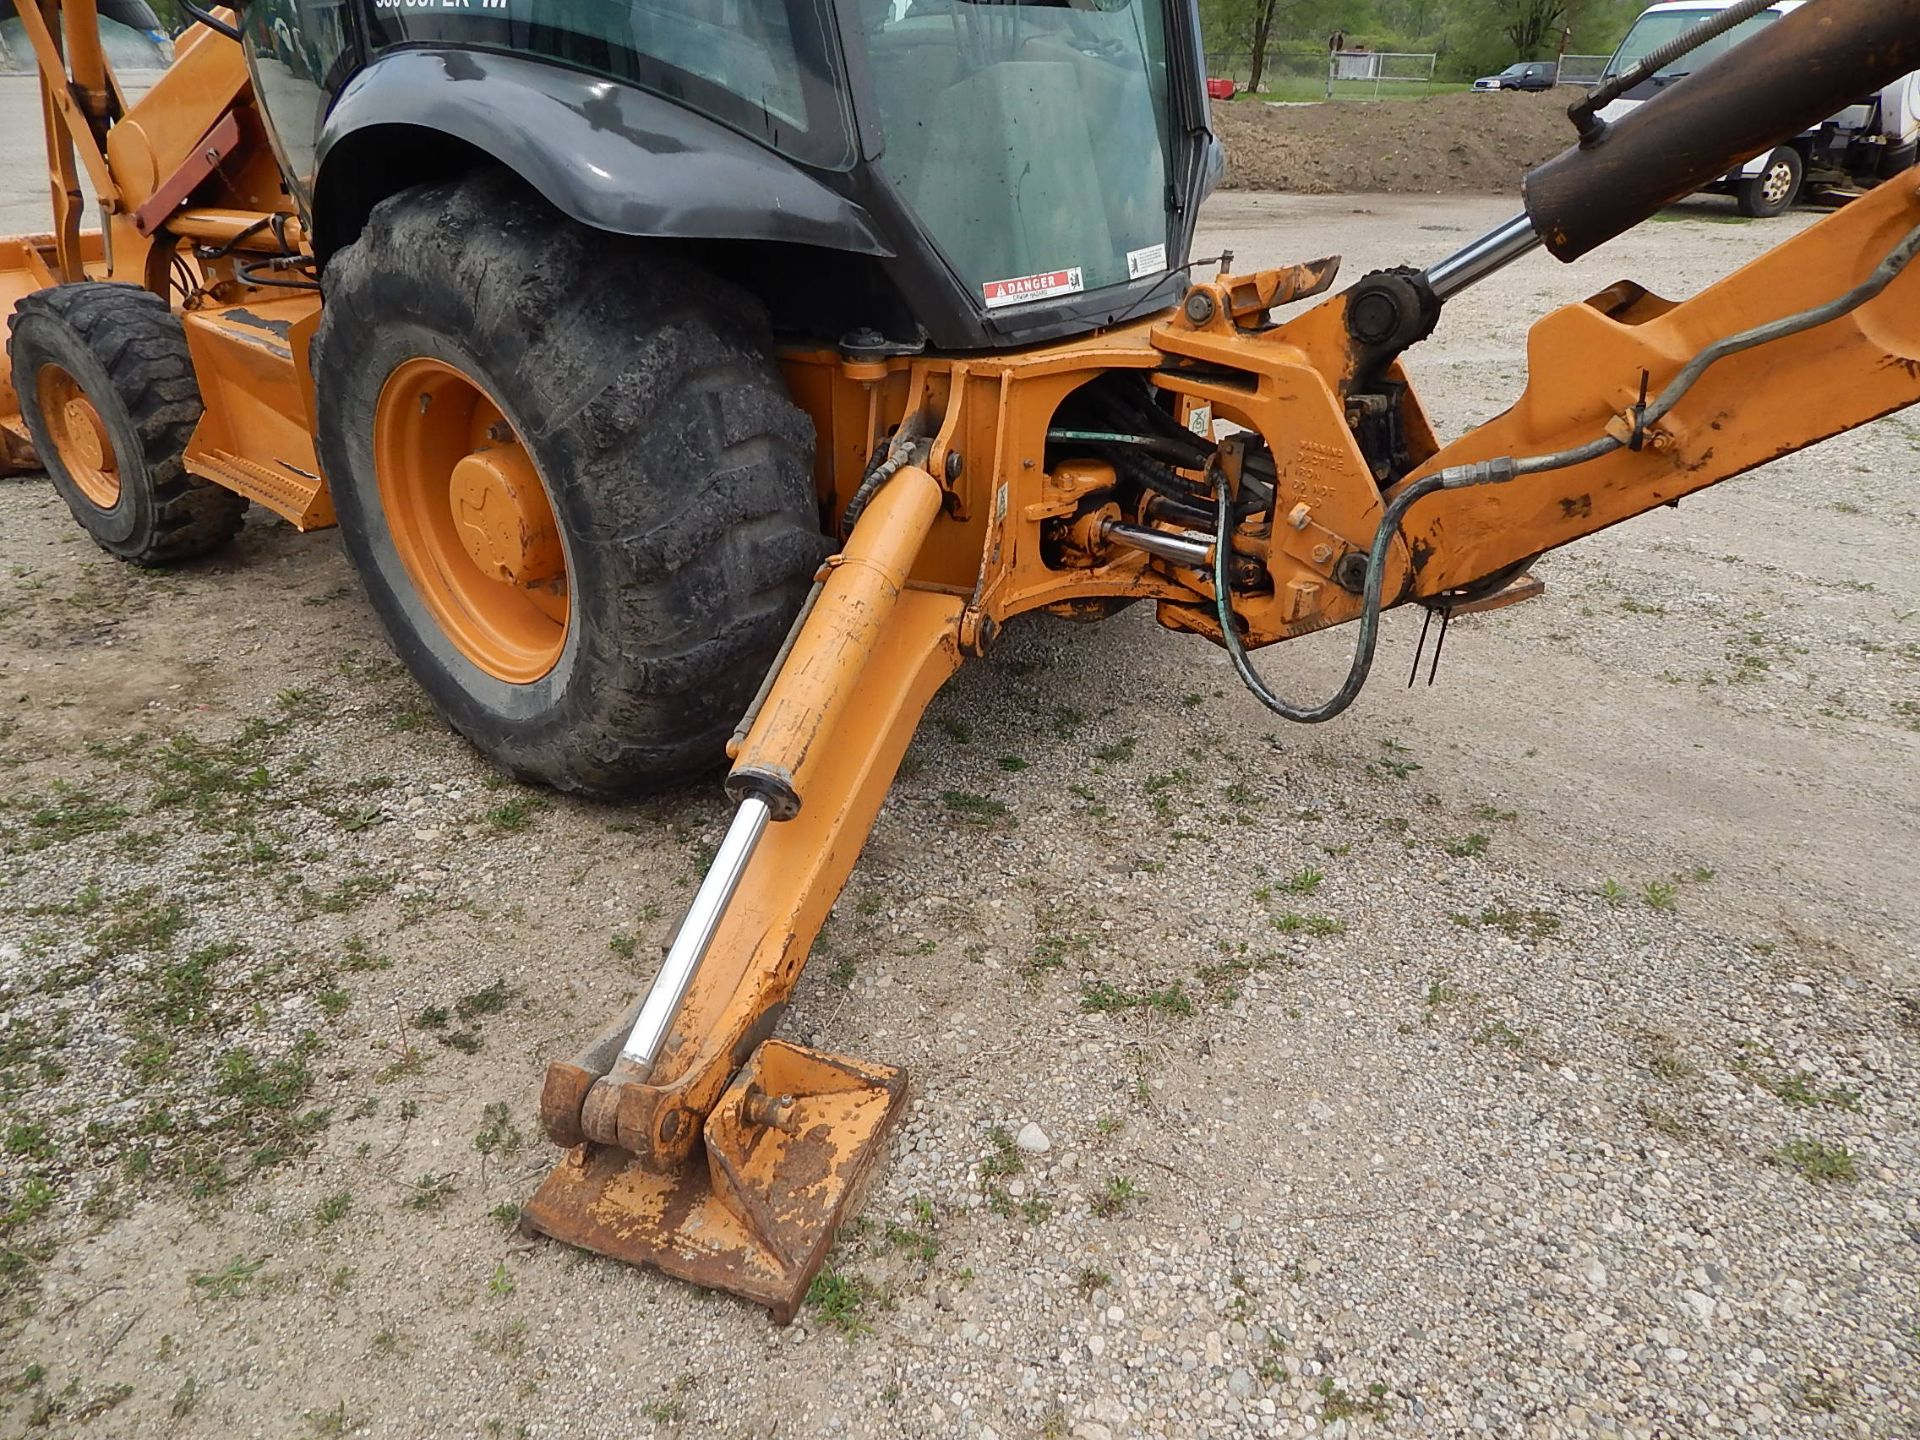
[1214,88,1576,194]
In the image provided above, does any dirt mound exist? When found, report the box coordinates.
[1214,88,1576,194]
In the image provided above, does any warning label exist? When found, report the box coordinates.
[1126,243,1167,279]
[982,267,1084,310]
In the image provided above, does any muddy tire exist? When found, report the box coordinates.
[311,171,826,799]
[1736,147,1803,218]
[7,283,246,564]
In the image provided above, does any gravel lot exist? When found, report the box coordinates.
[3,76,1919,1440]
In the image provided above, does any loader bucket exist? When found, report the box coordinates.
[0,230,108,474]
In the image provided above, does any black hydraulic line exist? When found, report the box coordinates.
[1212,211,1920,725]
[1047,428,1208,466]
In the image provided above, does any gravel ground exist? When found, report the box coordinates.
[3,82,1919,1439]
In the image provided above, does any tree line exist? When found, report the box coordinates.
[1201,0,1648,86]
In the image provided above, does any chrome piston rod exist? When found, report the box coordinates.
[1103,519,1214,569]
[618,794,772,1069]
[1422,213,1542,302]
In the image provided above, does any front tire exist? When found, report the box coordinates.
[1736,147,1803,218]
[7,283,246,564]
[311,171,827,798]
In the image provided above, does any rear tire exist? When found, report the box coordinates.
[7,283,246,564]
[1736,147,1803,217]
[312,171,827,798]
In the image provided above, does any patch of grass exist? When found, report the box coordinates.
[1271,912,1345,936]
[1073,1266,1110,1299]
[980,1127,1023,1179]
[484,796,547,833]
[1079,980,1194,1017]
[314,1192,352,1228]
[91,891,189,958]
[473,1102,524,1159]
[13,783,128,850]
[940,790,1009,825]
[405,1172,458,1211]
[487,1261,515,1298]
[341,937,391,973]
[1442,832,1489,858]
[934,715,973,744]
[1090,1175,1140,1218]
[884,1199,940,1263]
[1281,867,1323,895]
[1092,735,1137,765]
[1734,1057,1861,1112]
[191,1255,266,1300]
[1319,1379,1392,1422]
[805,1269,872,1336]
[1026,928,1091,977]
[996,755,1027,772]
[1472,1019,1526,1051]
[1,1176,54,1231]
[1774,1139,1859,1183]
[1470,904,1560,941]
[457,980,515,1021]
[4,1123,53,1161]
[1642,880,1679,911]
[304,1400,355,1435]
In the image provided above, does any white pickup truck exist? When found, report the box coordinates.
[1599,0,1920,215]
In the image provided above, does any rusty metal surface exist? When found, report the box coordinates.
[523,1041,907,1325]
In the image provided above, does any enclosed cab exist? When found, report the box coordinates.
[1598,0,1920,215]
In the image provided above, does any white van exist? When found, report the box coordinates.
[1599,0,1920,215]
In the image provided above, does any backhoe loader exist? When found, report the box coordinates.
[3,0,1917,1322]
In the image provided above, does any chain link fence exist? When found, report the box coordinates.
[1204,46,1442,101]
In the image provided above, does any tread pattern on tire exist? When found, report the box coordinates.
[313,171,829,797]
[7,283,246,564]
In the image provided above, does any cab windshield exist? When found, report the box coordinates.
[1603,6,1779,81]
[857,0,1175,311]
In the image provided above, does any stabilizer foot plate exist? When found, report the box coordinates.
[522,1040,906,1323]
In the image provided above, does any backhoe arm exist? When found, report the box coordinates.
[1397,176,1920,599]
[527,0,1920,1321]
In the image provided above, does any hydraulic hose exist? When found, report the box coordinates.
[1213,210,1920,724]
[1567,0,1776,139]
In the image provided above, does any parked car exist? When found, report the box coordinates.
[1206,77,1238,100]
[1473,60,1557,92]
[1598,0,1919,216]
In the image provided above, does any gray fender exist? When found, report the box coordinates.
[313,48,891,262]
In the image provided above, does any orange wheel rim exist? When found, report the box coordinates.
[37,364,120,508]
[372,358,569,683]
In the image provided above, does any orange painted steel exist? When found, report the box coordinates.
[370,358,570,682]
[728,462,947,815]
[35,364,119,507]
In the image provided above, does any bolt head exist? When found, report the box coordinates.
[1183,290,1217,325]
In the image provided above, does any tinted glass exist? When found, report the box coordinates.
[1604,7,1778,79]
[857,0,1174,312]
[363,0,852,168]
